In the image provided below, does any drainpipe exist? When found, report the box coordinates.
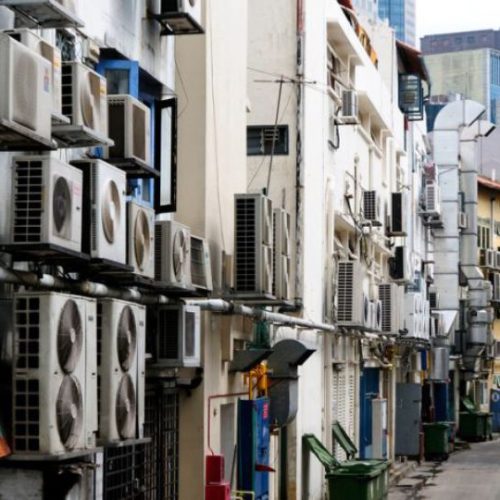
[459,119,495,376]
[432,100,485,366]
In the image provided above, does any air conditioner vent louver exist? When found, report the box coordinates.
[61,62,73,122]
[235,196,257,292]
[378,285,392,332]
[424,182,441,215]
[363,191,380,222]
[337,262,354,323]
[13,160,43,243]
[190,235,213,292]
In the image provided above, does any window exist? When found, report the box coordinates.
[247,125,289,156]
[96,58,178,213]
[478,225,491,249]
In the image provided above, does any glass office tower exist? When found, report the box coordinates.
[378,0,416,46]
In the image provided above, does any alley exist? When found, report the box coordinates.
[390,440,500,500]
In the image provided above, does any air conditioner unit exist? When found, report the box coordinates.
[496,251,500,270]
[190,234,213,293]
[10,156,82,252]
[389,246,411,283]
[337,261,369,328]
[159,0,202,33]
[61,61,108,138]
[423,300,430,340]
[234,194,273,297]
[371,300,382,332]
[486,249,496,269]
[12,291,97,454]
[155,304,201,368]
[429,286,440,309]
[493,273,500,302]
[127,201,155,279]
[98,299,146,442]
[341,89,358,124]
[458,211,468,230]
[424,182,441,216]
[0,1,82,29]
[106,94,151,167]
[75,159,126,263]
[4,28,63,121]
[389,192,407,236]
[155,220,192,289]
[362,190,382,226]
[273,208,291,301]
[0,33,52,140]
[378,283,401,334]
[404,293,421,338]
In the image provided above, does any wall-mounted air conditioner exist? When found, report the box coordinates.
[155,220,192,289]
[12,291,97,454]
[98,299,145,442]
[106,94,151,167]
[378,283,401,334]
[389,246,411,283]
[486,249,496,269]
[341,89,358,124]
[9,156,82,253]
[234,194,273,297]
[424,182,441,216]
[158,0,203,34]
[337,261,369,328]
[423,300,430,340]
[429,286,440,309]
[190,235,213,293]
[273,208,291,301]
[493,273,500,302]
[74,159,126,263]
[404,292,422,339]
[496,251,500,270]
[127,201,155,279]
[155,304,201,368]
[362,190,382,226]
[4,28,63,122]
[60,61,108,138]
[458,211,468,230]
[0,33,52,141]
[389,192,407,236]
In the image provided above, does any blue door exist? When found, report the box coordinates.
[490,389,500,432]
[360,368,380,459]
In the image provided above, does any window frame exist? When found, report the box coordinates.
[247,124,289,156]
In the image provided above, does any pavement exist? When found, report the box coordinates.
[389,439,500,499]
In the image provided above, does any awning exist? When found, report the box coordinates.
[478,175,500,191]
[396,40,431,84]
[337,0,354,10]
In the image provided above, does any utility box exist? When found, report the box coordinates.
[372,399,388,459]
[395,383,422,457]
[237,397,271,499]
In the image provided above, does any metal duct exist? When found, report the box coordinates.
[429,346,450,382]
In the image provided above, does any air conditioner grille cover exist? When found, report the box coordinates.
[57,299,83,373]
[56,374,83,449]
[337,262,354,322]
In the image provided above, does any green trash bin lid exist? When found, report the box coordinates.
[330,460,382,478]
[423,422,449,429]
[303,434,340,471]
[332,421,358,459]
[462,397,477,413]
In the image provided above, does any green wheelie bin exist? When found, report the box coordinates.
[423,422,449,460]
[303,428,390,500]
[459,397,492,442]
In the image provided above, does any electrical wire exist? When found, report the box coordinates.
[174,52,190,119]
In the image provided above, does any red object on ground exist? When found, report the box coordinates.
[206,454,225,484]
[0,423,11,458]
[205,483,230,500]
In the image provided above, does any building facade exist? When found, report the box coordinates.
[378,0,416,46]
[422,30,500,123]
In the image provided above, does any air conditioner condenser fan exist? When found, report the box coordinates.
[117,306,137,371]
[134,209,151,271]
[80,72,101,131]
[172,229,189,281]
[56,375,83,449]
[101,180,121,244]
[57,299,83,374]
[115,374,137,439]
[53,176,72,234]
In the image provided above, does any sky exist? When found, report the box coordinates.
[417,0,500,42]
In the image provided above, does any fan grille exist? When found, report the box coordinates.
[53,176,72,236]
[134,209,151,271]
[116,374,137,439]
[56,375,83,449]
[57,299,83,374]
[172,229,189,282]
[117,306,137,371]
[101,180,122,244]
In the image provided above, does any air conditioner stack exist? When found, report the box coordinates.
[106,94,152,169]
[234,194,274,298]
[4,28,64,123]
[337,261,370,329]
[153,304,201,367]
[98,299,146,442]
[378,283,402,334]
[0,32,52,147]
[190,234,213,293]
[12,291,97,455]
[127,201,155,279]
[273,208,291,301]
[56,61,110,146]
[73,159,127,264]
[155,220,193,290]
[7,156,82,253]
